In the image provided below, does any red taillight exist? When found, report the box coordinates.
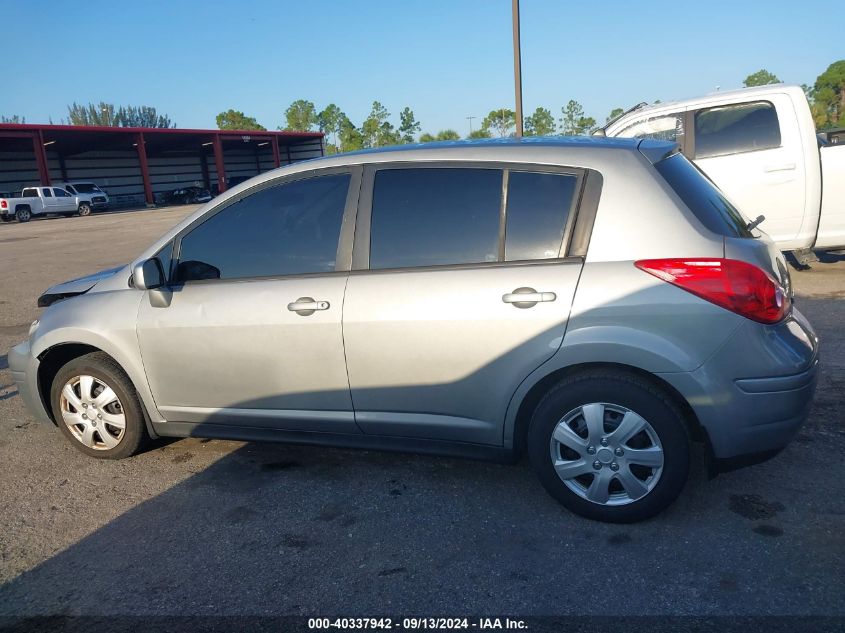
[0,200,7,210]
[635,258,790,324]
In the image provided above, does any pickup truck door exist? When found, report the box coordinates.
[52,188,77,213]
[690,95,806,246]
[40,188,58,213]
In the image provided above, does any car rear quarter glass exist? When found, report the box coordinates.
[656,153,753,238]
[505,171,577,260]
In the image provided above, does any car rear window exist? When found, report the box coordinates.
[655,153,752,238]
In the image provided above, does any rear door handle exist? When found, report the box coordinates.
[764,163,796,172]
[287,297,330,316]
[502,287,557,309]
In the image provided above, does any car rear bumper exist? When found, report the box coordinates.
[8,339,52,425]
[659,308,819,464]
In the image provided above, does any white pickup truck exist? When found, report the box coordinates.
[0,186,90,223]
[604,84,845,255]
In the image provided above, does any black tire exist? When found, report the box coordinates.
[50,352,149,459]
[78,203,92,216]
[527,368,691,523]
[15,207,31,222]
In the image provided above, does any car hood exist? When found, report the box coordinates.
[37,265,125,307]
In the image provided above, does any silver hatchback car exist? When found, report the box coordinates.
[9,138,819,522]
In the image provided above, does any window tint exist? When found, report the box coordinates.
[505,172,577,260]
[42,188,52,197]
[369,168,502,269]
[656,153,752,238]
[176,173,350,281]
[22,188,37,197]
[53,188,70,197]
[694,101,780,158]
[617,113,684,142]
[72,183,98,193]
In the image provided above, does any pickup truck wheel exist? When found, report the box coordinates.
[15,208,31,222]
[78,203,92,217]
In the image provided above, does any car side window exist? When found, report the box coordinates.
[369,168,502,270]
[505,172,578,261]
[66,186,76,194]
[53,188,70,197]
[617,113,684,142]
[694,101,780,158]
[42,188,53,197]
[175,172,350,282]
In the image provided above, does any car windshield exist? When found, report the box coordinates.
[72,184,101,193]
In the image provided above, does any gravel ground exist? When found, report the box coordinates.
[0,211,843,618]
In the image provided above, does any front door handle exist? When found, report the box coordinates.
[502,287,557,309]
[287,297,330,316]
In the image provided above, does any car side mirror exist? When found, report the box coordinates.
[133,258,166,290]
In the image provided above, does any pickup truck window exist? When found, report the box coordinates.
[617,113,684,143]
[53,188,71,197]
[694,101,780,159]
[22,188,37,197]
[42,188,53,198]
[656,153,753,238]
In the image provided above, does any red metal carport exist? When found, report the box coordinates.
[0,124,324,206]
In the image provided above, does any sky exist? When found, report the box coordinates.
[2,0,840,136]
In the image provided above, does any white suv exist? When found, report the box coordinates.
[56,182,110,214]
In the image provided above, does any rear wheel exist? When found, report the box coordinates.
[527,369,690,523]
[50,352,149,459]
[15,207,31,222]
[78,203,92,216]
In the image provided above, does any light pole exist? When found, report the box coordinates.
[512,0,524,137]
[467,115,477,135]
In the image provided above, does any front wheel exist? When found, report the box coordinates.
[50,352,149,459]
[528,369,691,523]
[78,203,92,216]
[15,207,31,222]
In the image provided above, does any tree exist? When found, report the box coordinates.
[317,103,343,149]
[338,115,364,152]
[606,107,624,123]
[114,106,174,128]
[216,109,265,131]
[419,132,436,143]
[524,107,556,136]
[743,69,781,87]
[398,107,421,143]
[435,129,460,141]
[467,129,491,139]
[559,100,583,135]
[66,102,173,127]
[812,60,845,128]
[559,100,594,135]
[361,101,399,147]
[283,99,318,131]
[0,115,25,123]
[482,108,516,137]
